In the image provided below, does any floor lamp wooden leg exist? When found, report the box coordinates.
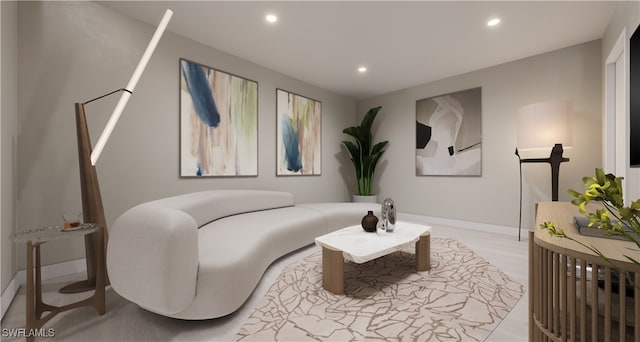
[58,230,109,294]
[60,103,110,294]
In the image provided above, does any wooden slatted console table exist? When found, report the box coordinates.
[531,202,640,341]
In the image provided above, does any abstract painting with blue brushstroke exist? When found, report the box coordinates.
[281,117,303,172]
[180,61,220,128]
[179,59,258,176]
[276,89,321,176]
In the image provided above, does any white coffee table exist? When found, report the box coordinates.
[314,221,432,294]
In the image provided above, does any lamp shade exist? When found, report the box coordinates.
[517,100,572,150]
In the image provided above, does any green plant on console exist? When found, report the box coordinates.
[541,168,640,277]
[342,106,389,196]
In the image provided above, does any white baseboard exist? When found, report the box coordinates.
[0,258,86,321]
[399,212,525,237]
[31,258,88,282]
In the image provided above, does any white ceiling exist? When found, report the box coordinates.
[100,1,616,100]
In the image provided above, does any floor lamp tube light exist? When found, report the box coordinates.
[64,9,173,293]
[515,100,572,241]
[91,9,173,166]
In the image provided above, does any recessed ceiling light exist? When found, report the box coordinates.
[266,14,278,23]
[358,66,367,73]
[487,18,500,27]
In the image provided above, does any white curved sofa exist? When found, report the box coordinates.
[107,190,379,319]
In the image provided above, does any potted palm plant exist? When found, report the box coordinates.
[342,106,389,203]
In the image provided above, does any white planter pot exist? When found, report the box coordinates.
[352,195,378,203]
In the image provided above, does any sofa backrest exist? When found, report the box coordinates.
[146,190,294,227]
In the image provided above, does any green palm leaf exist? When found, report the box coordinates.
[342,106,387,196]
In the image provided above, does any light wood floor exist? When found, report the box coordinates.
[1,222,529,341]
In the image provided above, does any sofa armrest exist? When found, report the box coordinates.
[107,204,199,315]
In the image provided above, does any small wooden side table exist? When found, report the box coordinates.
[12,224,106,341]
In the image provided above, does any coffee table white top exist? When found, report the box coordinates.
[315,221,431,264]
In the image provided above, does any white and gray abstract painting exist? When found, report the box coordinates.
[416,87,482,176]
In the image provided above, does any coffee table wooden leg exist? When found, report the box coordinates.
[416,232,431,271]
[322,246,344,294]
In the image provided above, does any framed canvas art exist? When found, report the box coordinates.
[179,59,258,177]
[416,87,482,176]
[276,89,322,176]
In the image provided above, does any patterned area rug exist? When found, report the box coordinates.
[235,238,524,341]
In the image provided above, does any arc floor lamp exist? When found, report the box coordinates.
[515,100,573,241]
[62,9,173,293]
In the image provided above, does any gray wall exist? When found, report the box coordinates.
[357,41,603,229]
[15,1,356,269]
[602,2,640,202]
[5,1,620,277]
[1,1,18,293]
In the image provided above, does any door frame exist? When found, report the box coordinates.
[604,29,628,202]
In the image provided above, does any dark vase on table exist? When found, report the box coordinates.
[361,211,378,233]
